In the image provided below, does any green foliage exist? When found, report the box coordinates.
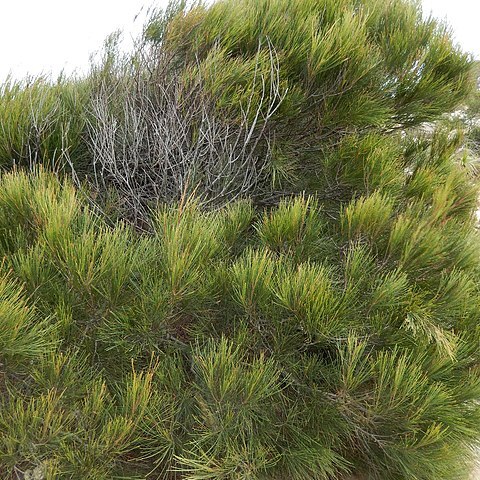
[0,77,89,170]
[1,1,480,479]
[156,0,474,193]
[0,273,56,372]
[0,0,474,213]
[256,196,327,261]
[0,166,479,478]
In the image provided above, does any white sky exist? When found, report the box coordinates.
[0,0,163,81]
[422,0,479,59]
[0,0,478,81]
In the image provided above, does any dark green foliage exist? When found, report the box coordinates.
[154,0,474,195]
[1,1,480,479]
[0,0,475,215]
[0,158,479,479]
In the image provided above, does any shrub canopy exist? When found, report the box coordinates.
[1,144,480,479]
[153,0,474,193]
[1,1,480,479]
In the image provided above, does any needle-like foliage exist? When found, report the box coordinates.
[1,1,480,479]
[0,155,479,479]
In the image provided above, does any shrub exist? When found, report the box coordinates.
[0,77,89,171]
[1,0,480,478]
[82,0,477,221]
[0,165,479,478]
[151,0,474,195]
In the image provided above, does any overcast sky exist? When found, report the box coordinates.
[0,0,478,81]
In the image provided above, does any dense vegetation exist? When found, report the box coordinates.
[1,1,480,479]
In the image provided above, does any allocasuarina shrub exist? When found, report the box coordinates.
[1,0,480,479]
[149,0,474,196]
